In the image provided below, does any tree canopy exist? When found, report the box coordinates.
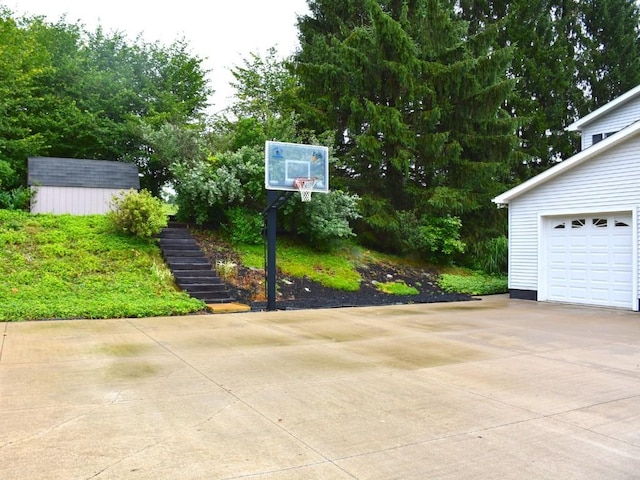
[455,0,640,174]
[2,1,640,266]
[293,0,518,246]
[0,8,211,197]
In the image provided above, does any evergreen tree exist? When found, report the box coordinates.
[294,0,518,244]
[455,0,584,175]
[578,0,640,111]
[455,0,640,176]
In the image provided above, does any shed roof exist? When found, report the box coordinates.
[28,157,140,189]
[567,84,640,131]
[493,120,640,205]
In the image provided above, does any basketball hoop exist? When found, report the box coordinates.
[293,177,317,202]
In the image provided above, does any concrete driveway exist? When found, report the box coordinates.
[1,295,639,479]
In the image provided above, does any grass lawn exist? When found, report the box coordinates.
[0,210,205,321]
[1,210,508,321]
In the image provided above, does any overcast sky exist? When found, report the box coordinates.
[6,0,310,113]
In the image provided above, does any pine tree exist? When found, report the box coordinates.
[578,0,640,111]
[455,0,640,177]
[294,0,518,242]
[455,0,584,175]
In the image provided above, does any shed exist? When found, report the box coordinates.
[493,85,640,310]
[28,157,140,215]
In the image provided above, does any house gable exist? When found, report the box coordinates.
[493,120,640,205]
[567,84,640,150]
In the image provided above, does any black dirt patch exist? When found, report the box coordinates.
[192,231,474,311]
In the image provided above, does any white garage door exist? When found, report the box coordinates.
[547,214,633,308]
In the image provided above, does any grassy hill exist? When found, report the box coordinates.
[0,210,205,321]
[0,210,507,321]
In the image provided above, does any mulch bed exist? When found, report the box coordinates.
[193,230,474,311]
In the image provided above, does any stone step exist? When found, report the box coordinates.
[181,283,230,293]
[162,250,206,258]
[191,291,235,301]
[166,257,210,265]
[199,296,237,304]
[167,220,188,228]
[161,245,202,253]
[159,230,193,239]
[157,226,237,305]
[159,238,200,247]
[169,262,213,271]
[175,275,224,285]
[172,270,222,278]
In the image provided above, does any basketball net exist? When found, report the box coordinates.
[293,177,317,202]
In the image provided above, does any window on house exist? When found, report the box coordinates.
[592,132,617,145]
[615,219,630,227]
[553,221,566,229]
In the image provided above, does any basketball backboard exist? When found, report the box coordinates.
[265,141,329,193]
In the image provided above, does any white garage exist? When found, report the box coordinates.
[494,85,640,311]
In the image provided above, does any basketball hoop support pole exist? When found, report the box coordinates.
[266,190,278,311]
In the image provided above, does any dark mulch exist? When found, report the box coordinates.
[193,231,474,311]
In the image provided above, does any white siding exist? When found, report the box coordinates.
[31,186,128,215]
[580,95,640,150]
[508,134,640,294]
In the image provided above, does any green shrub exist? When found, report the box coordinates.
[287,190,361,249]
[439,272,508,295]
[224,207,263,245]
[107,189,167,238]
[171,146,265,225]
[471,235,508,275]
[399,213,466,264]
[0,186,33,211]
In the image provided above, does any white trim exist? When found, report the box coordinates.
[538,206,636,218]
[633,207,638,311]
[538,214,547,301]
[493,121,640,205]
[537,206,637,310]
[567,84,640,131]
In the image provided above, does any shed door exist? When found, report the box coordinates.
[546,214,633,308]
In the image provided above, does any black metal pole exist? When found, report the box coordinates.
[266,190,277,311]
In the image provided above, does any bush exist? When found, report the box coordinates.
[224,207,263,245]
[289,190,361,250]
[171,146,265,225]
[399,213,466,264]
[355,196,403,253]
[471,235,508,275]
[355,198,466,264]
[0,186,33,211]
[107,189,167,238]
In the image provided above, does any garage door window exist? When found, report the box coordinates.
[571,219,585,228]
